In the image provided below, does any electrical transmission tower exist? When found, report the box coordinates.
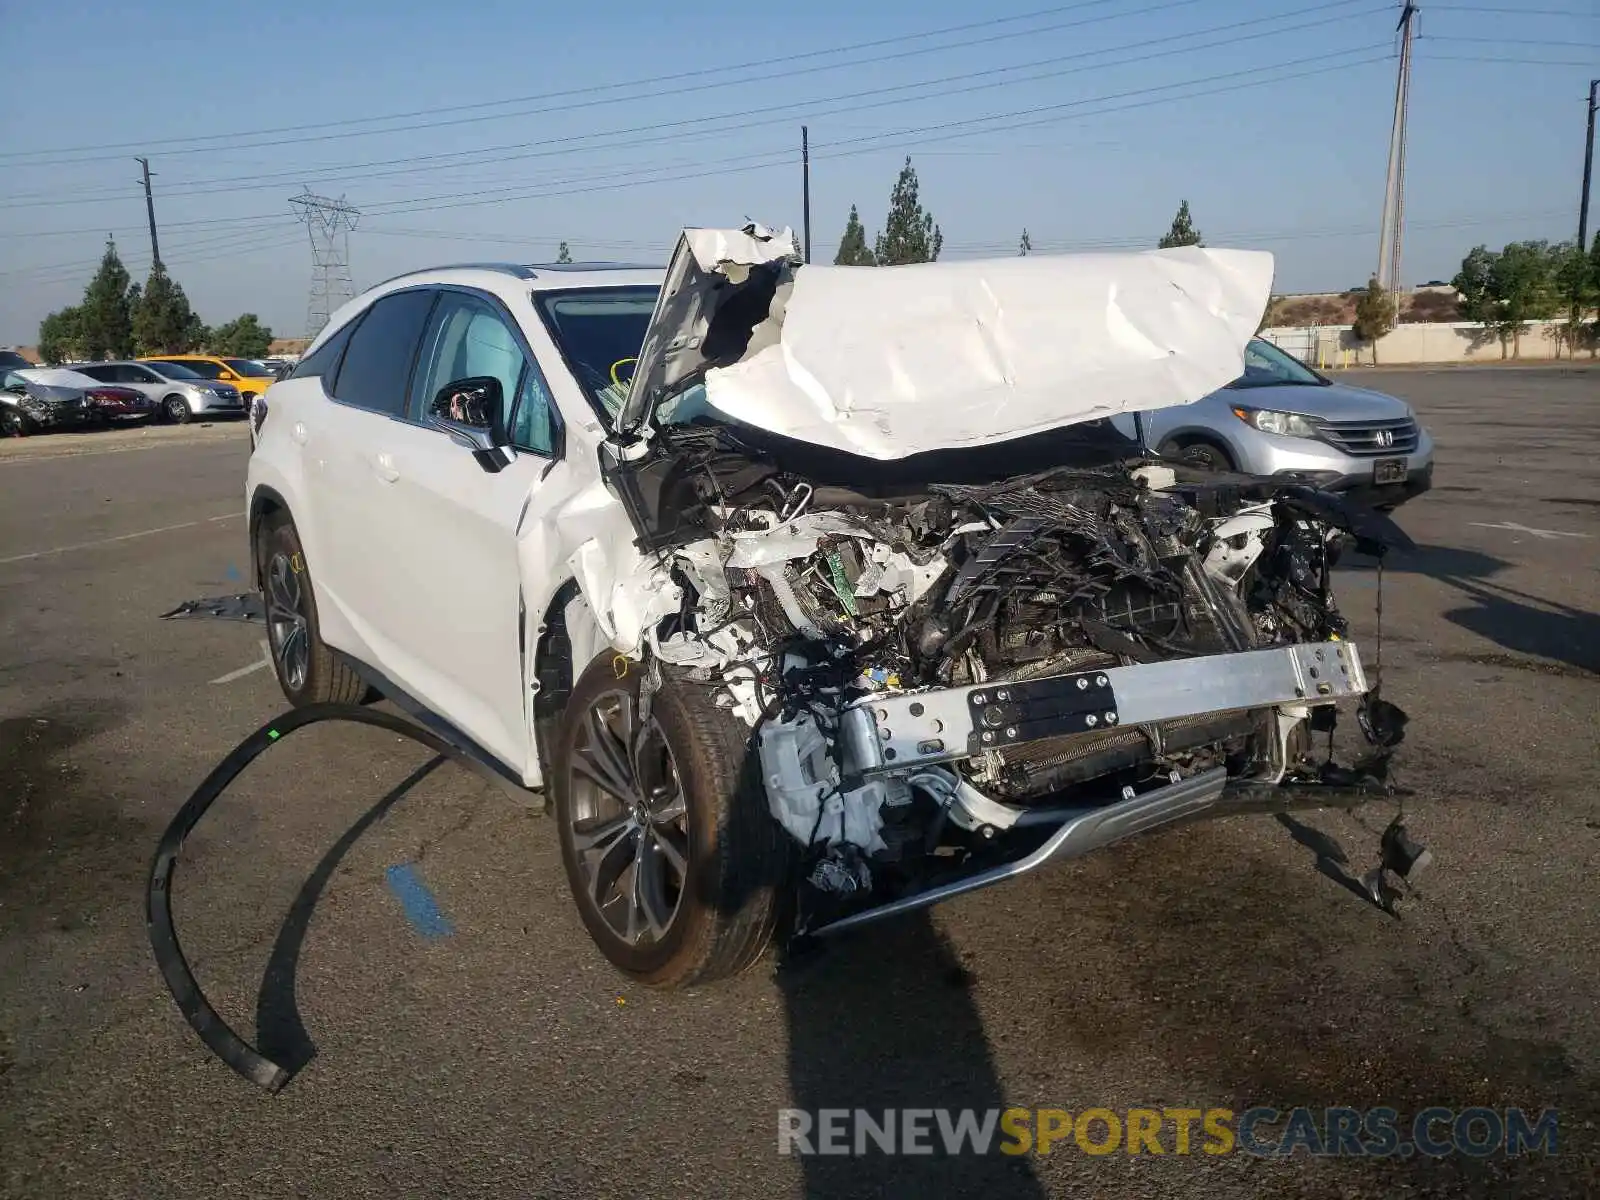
[1375,1,1418,320]
[290,189,360,338]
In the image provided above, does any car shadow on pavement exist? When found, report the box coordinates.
[777,916,1046,1199]
[254,754,447,1077]
[1345,543,1507,583]
[1347,545,1598,675]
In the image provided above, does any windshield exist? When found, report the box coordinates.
[533,286,658,418]
[1227,339,1326,388]
[225,358,271,376]
[146,361,203,380]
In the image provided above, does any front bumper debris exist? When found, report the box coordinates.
[843,641,1367,774]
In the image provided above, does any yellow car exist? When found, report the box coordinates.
[139,355,277,406]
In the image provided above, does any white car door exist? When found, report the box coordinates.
[330,287,575,778]
[286,288,439,682]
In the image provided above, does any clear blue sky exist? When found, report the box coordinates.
[1,0,1594,344]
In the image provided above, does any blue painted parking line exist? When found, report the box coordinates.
[384,863,456,939]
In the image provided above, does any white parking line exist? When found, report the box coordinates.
[1468,521,1591,542]
[211,639,272,685]
[0,512,243,565]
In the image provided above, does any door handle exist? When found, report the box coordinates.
[373,453,400,483]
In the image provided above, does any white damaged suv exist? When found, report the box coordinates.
[246,225,1414,987]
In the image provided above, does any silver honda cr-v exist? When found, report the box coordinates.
[1140,338,1434,509]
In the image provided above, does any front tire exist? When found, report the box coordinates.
[1,409,35,437]
[162,395,192,425]
[254,513,365,706]
[551,656,789,987]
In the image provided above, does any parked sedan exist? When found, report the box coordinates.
[139,355,277,408]
[1140,338,1434,509]
[1,368,155,435]
[72,360,245,424]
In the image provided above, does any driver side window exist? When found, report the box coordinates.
[409,291,555,456]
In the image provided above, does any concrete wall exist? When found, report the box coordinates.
[1260,320,1597,368]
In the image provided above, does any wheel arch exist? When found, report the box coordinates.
[248,486,289,588]
[1157,426,1242,468]
[530,577,607,784]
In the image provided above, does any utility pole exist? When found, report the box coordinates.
[801,126,813,264]
[1579,78,1598,254]
[1375,1,1418,323]
[135,156,161,268]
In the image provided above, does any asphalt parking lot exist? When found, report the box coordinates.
[2,367,1596,1198]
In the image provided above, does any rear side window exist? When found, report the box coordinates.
[290,320,358,382]
[329,290,435,416]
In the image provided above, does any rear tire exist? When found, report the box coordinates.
[253,513,365,707]
[1159,436,1234,472]
[162,395,192,424]
[551,655,789,988]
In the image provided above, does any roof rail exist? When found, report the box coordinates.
[368,260,664,292]
[368,262,541,290]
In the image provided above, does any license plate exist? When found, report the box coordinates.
[1373,458,1407,484]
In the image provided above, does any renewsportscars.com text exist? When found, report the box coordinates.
[777,1106,1558,1159]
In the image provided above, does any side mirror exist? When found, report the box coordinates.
[427,376,510,472]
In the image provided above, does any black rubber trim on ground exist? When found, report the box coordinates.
[145,703,480,1094]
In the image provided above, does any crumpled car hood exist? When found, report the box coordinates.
[626,229,1274,461]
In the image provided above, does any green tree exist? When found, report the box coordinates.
[1158,200,1204,249]
[1454,242,1562,358]
[833,204,875,265]
[1018,228,1033,256]
[1453,245,1497,324]
[1552,240,1597,358]
[209,313,273,358]
[873,158,942,265]
[1491,241,1559,358]
[37,306,86,364]
[1351,277,1396,364]
[132,263,202,354]
[556,241,572,264]
[79,237,135,359]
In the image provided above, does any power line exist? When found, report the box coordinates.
[104,12,1392,222]
[0,221,301,282]
[942,207,1572,252]
[0,46,1388,257]
[1419,53,1600,66]
[1423,34,1600,47]
[361,48,1393,222]
[1425,4,1597,15]
[0,2,1350,208]
[0,0,1381,212]
[0,0,1207,168]
[12,229,307,288]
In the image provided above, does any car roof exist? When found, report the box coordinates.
[368,262,664,294]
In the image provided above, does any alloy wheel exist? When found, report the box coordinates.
[164,397,189,423]
[566,689,690,947]
[264,551,310,692]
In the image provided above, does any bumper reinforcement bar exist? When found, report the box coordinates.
[842,641,1368,774]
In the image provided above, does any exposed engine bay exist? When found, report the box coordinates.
[602,413,1415,934]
